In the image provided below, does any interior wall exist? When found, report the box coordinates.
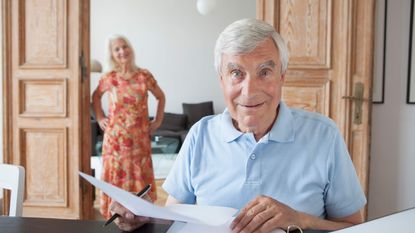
[90,0,255,115]
[368,0,415,219]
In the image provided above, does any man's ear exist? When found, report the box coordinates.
[219,75,225,88]
[280,73,285,83]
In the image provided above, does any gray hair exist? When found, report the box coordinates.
[214,18,289,75]
[105,34,139,72]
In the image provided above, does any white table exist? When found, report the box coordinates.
[333,207,415,232]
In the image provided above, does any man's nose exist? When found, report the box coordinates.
[241,76,258,96]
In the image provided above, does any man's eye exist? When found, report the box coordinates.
[231,70,243,78]
[259,69,272,77]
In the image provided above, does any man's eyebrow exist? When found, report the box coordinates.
[226,62,242,70]
[258,60,276,69]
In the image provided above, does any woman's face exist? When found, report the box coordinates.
[110,38,132,66]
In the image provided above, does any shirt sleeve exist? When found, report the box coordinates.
[324,130,367,218]
[143,69,157,90]
[98,73,112,93]
[162,125,197,204]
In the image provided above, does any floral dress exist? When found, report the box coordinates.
[99,69,157,219]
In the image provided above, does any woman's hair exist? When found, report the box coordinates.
[105,34,139,72]
[214,18,289,75]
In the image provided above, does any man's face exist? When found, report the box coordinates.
[220,38,285,134]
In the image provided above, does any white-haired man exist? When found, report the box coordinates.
[111,18,366,233]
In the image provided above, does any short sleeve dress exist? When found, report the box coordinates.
[98,69,157,219]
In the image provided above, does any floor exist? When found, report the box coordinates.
[93,179,168,220]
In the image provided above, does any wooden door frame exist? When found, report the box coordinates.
[1,0,93,219]
[1,0,12,215]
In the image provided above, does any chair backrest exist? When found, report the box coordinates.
[0,164,25,216]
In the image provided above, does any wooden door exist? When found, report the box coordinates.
[2,0,92,219]
[257,0,374,218]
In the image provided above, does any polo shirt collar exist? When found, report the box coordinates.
[221,101,295,143]
[221,109,244,142]
[268,101,295,143]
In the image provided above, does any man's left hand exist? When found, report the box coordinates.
[230,195,301,233]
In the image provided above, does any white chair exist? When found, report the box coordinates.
[0,164,25,216]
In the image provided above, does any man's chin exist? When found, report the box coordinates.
[237,117,260,133]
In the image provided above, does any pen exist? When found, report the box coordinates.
[103,184,152,227]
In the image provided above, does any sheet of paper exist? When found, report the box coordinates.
[79,172,198,223]
[79,172,236,226]
[166,221,286,233]
[165,204,237,226]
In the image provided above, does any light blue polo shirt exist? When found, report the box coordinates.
[163,102,366,219]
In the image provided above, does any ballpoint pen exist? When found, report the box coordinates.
[103,184,152,227]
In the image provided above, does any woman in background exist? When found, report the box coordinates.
[92,34,165,219]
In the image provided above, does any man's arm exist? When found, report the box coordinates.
[230,195,363,233]
[299,210,362,230]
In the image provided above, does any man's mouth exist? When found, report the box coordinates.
[239,102,264,108]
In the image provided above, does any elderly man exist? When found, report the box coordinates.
[111,18,366,233]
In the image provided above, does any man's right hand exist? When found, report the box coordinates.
[109,200,150,232]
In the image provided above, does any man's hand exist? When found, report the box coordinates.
[109,200,150,232]
[230,195,301,233]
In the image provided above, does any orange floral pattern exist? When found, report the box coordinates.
[99,69,157,219]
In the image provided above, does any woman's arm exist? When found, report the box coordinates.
[148,83,165,133]
[92,87,108,131]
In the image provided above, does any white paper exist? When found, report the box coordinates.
[80,172,285,232]
[165,204,237,226]
[166,221,286,233]
[79,172,235,226]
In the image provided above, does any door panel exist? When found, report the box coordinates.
[3,0,92,219]
[257,0,374,218]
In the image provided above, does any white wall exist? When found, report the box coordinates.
[368,0,415,219]
[90,0,255,115]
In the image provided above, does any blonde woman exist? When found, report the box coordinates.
[92,34,165,219]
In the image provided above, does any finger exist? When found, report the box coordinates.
[241,205,276,233]
[142,193,152,202]
[230,199,261,229]
[231,203,267,232]
[110,201,130,217]
[255,214,282,233]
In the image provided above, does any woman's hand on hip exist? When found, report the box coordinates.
[97,117,108,131]
[149,119,161,133]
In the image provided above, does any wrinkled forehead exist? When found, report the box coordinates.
[221,39,280,70]
[225,60,276,71]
